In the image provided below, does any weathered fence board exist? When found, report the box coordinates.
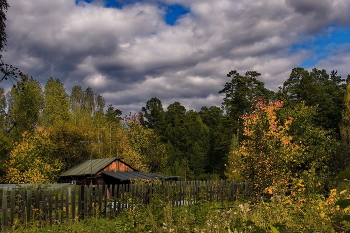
[0,180,245,231]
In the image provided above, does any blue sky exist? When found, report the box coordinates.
[77,0,191,25]
[3,0,350,113]
[299,26,350,67]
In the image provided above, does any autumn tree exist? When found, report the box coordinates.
[226,101,337,194]
[3,128,62,184]
[46,121,91,171]
[126,114,168,173]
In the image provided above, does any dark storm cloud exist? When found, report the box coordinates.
[2,0,350,113]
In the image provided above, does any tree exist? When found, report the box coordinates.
[105,105,122,123]
[0,87,12,178]
[281,68,346,134]
[126,114,168,173]
[183,110,210,179]
[70,85,85,126]
[199,106,232,175]
[162,103,213,179]
[219,70,275,122]
[3,127,62,184]
[7,76,44,140]
[140,97,166,134]
[94,93,105,114]
[164,102,187,174]
[84,87,95,116]
[47,121,91,171]
[42,77,71,126]
[226,101,337,194]
[339,84,350,171]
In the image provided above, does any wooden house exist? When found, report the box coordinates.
[58,157,178,185]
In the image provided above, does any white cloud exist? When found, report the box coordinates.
[2,0,350,114]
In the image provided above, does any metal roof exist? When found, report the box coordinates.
[103,171,178,181]
[60,157,120,177]
[0,183,72,190]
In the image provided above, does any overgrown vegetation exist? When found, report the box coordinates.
[5,186,350,232]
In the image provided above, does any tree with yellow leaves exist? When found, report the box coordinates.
[3,127,62,184]
[226,100,337,194]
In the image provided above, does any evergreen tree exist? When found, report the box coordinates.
[199,106,231,176]
[219,70,275,123]
[164,102,187,175]
[105,105,122,123]
[183,110,210,179]
[140,97,166,134]
[281,68,346,134]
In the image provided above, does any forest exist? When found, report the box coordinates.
[1,67,350,195]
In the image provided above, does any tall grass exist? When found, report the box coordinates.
[6,188,350,233]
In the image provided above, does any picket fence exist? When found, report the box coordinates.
[0,180,247,231]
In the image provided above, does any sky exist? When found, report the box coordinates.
[2,0,350,115]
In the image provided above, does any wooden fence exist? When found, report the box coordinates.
[0,180,247,231]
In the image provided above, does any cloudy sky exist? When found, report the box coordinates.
[2,0,350,114]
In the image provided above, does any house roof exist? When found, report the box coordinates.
[0,183,72,190]
[102,171,179,181]
[60,157,136,177]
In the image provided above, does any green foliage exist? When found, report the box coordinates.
[219,70,275,123]
[7,76,44,140]
[42,77,71,126]
[226,100,336,194]
[339,84,350,171]
[199,106,232,175]
[140,97,166,134]
[281,68,346,134]
[7,191,350,233]
[125,114,168,173]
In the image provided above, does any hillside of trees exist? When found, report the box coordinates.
[0,68,350,193]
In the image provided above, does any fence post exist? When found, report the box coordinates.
[2,189,8,232]
[26,190,32,223]
[71,187,76,221]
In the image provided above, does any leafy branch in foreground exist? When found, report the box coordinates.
[0,62,25,88]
